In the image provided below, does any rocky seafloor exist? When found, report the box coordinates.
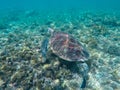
[0,10,120,90]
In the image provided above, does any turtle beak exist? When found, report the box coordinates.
[48,28,54,33]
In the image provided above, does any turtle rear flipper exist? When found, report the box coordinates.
[81,77,86,88]
[41,38,49,61]
[77,63,89,88]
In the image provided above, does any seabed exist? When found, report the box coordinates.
[0,10,120,90]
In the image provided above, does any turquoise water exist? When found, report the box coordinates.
[0,0,120,90]
[0,0,120,11]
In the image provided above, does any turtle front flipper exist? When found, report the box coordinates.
[41,38,49,61]
[77,63,89,88]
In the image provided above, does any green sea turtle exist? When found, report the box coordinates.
[41,28,89,88]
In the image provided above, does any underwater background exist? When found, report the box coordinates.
[0,0,120,90]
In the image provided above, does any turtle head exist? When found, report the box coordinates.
[48,28,54,34]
